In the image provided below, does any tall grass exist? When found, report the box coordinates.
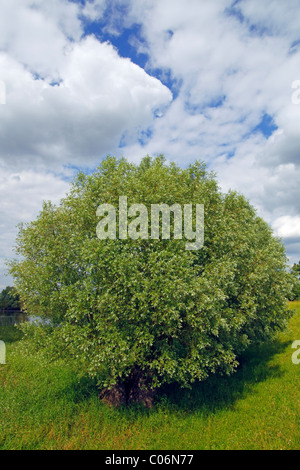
[0,302,299,450]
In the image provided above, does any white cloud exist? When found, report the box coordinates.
[0,166,69,288]
[0,0,82,80]
[0,0,173,287]
[238,0,300,40]
[0,36,172,171]
[273,216,300,239]
[81,1,107,21]
[121,0,300,257]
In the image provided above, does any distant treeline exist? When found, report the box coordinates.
[290,262,300,300]
[0,286,21,313]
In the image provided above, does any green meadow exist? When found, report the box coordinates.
[0,301,299,451]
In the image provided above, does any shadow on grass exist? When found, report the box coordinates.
[0,325,24,344]
[40,337,290,419]
[62,375,99,404]
[157,338,290,415]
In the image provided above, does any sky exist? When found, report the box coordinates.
[0,0,300,289]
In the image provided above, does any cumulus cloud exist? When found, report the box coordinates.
[273,216,300,239]
[0,0,82,79]
[0,35,172,171]
[273,215,300,265]
[0,166,69,289]
[0,0,173,286]
[117,0,300,263]
[123,0,300,156]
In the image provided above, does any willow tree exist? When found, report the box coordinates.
[10,156,293,406]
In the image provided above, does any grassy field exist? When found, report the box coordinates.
[0,302,299,450]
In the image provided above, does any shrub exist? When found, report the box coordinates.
[9,156,293,406]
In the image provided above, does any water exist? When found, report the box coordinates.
[0,313,28,326]
[0,312,50,326]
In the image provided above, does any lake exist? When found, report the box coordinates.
[0,312,27,326]
[0,313,48,326]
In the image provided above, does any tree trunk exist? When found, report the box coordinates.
[99,367,156,408]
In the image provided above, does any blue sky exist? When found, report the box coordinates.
[0,0,300,288]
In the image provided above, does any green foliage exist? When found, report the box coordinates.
[0,324,24,343]
[9,156,294,392]
[1,302,300,450]
[0,286,20,311]
[289,262,300,300]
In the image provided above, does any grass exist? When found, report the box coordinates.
[0,302,299,450]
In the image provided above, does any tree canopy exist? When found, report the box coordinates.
[290,261,300,300]
[0,286,20,312]
[9,156,294,406]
